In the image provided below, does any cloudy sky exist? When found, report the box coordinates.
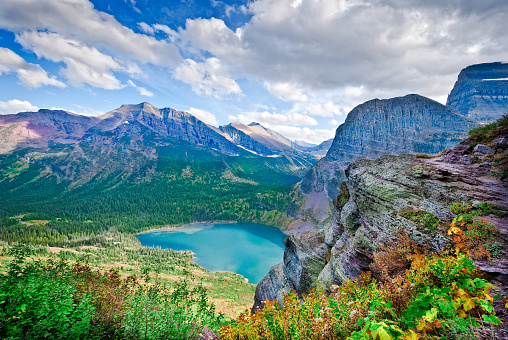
[0,0,507,143]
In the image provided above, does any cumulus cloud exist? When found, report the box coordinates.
[16,32,125,89]
[174,58,242,98]
[0,99,39,114]
[188,107,218,126]
[265,82,308,102]
[303,101,342,117]
[0,47,66,89]
[230,111,317,126]
[127,80,154,97]
[178,0,508,105]
[0,0,181,67]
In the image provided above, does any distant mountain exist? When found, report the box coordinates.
[293,140,316,148]
[0,103,318,237]
[290,94,476,232]
[95,102,240,155]
[447,62,508,123]
[292,139,333,158]
[219,121,293,156]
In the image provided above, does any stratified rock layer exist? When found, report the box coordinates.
[254,131,508,309]
[291,94,476,231]
[447,62,508,123]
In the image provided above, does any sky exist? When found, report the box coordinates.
[0,0,507,144]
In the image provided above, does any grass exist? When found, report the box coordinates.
[0,229,256,318]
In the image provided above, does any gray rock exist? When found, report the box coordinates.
[253,230,329,309]
[253,263,292,310]
[290,94,476,231]
[446,62,508,123]
[324,223,342,247]
[473,144,493,155]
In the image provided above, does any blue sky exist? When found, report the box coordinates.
[1,0,507,144]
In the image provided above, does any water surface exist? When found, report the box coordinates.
[136,223,286,284]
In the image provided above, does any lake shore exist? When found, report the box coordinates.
[135,222,286,284]
[133,220,239,235]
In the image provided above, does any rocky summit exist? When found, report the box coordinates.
[447,62,508,123]
[291,94,476,233]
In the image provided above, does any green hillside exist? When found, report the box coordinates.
[0,122,315,245]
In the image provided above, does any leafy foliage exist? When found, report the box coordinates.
[0,244,229,339]
[222,213,506,340]
[398,208,440,231]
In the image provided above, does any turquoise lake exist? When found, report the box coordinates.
[136,223,287,284]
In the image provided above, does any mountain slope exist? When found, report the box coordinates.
[0,104,317,240]
[447,62,508,123]
[255,117,508,309]
[290,94,476,232]
[219,122,293,156]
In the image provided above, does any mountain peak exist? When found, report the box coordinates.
[447,62,508,123]
[248,122,261,127]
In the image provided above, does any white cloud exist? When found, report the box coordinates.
[16,32,126,89]
[265,82,308,102]
[127,80,154,97]
[138,22,154,35]
[0,47,66,89]
[267,125,335,144]
[188,107,218,126]
[177,0,508,106]
[330,119,339,126]
[304,101,341,117]
[0,99,39,114]
[231,111,317,126]
[0,0,182,67]
[174,58,242,98]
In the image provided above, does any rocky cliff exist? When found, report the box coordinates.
[447,62,508,123]
[289,94,476,233]
[254,119,508,309]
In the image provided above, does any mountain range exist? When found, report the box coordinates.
[288,62,508,232]
[0,61,507,242]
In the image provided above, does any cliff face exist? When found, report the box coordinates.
[327,94,474,161]
[447,62,508,123]
[290,94,476,232]
[254,126,508,309]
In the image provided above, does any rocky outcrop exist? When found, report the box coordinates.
[253,229,329,309]
[288,94,476,232]
[254,125,508,309]
[447,62,508,123]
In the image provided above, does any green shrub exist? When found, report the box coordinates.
[450,202,472,214]
[398,208,440,230]
[0,251,93,339]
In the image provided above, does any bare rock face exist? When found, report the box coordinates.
[253,229,329,309]
[289,94,476,231]
[447,62,508,123]
[254,127,508,309]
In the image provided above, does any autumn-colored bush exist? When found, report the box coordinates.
[71,262,137,338]
[221,216,505,340]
